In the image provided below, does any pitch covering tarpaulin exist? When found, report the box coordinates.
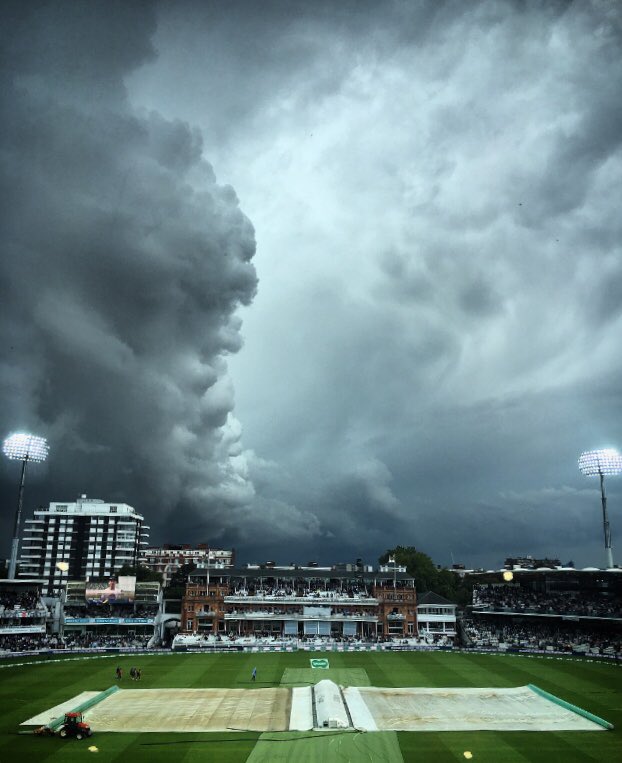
[35,682,610,734]
[85,688,291,732]
[344,685,608,731]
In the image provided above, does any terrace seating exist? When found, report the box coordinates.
[461,616,622,657]
[472,585,622,618]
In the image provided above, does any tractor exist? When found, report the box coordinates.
[58,711,92,740]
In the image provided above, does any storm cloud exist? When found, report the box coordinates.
[0,1,258,545]
[2,1,622,569]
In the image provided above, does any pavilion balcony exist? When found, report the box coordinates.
[224,612,378,622]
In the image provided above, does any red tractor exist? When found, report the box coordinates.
[58,711,92,740]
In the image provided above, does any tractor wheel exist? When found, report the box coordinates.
[76,733,83,740]
[87,729,92,737]
[59,728,67,738]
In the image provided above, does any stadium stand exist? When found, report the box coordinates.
[461,616,621,657]
[462,572,622,658]
[473,583,622,618]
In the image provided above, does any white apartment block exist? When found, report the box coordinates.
[140,545,234,586]
[19,494,149,596]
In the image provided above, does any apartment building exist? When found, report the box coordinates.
[140,544,234,586]
[19,495,149,595]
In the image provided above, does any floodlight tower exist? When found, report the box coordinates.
[578,448,622,569]
[3,433,49,579]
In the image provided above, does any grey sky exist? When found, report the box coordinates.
[2,1,621,569]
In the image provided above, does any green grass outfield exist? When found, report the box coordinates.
[0,650,620,762]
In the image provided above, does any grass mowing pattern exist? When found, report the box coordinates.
[0,651,620,762]
[245,662,405,763]
[280,667,370,687]
[246,730,404,763]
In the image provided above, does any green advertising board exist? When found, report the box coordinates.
[310,658,330,669]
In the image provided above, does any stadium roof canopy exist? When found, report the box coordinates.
[188,567,413,583]
[417,591,455,606]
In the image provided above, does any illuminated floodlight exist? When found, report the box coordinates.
[578,448,622,477]
[3,431,49,579]
[502,570,514,582]
[578,448,621,569]
[56,561,69,572]
[3,433,49,463]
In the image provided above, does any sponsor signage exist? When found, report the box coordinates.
[303,606,332,617]
[64,617,154,625]
[0,625,46,634]
[310,658,330,668]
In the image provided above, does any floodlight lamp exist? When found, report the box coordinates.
[578,448,622,477]
[502,570,514,582]
[56,561,69,572]
[3,433,49,463]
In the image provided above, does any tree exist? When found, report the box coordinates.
[163,562,197,600]
[169,562,197,588]
[379,546,472,605]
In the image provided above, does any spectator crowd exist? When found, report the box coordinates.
[0,590,43,614]
[0,632,151,653]
[462,616,621,657]
[229,584,375,599]
[64,603,158,618]
[473,584,622,618]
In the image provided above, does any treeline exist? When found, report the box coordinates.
[379,546,473,606]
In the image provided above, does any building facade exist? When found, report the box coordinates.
[62,578,160,645]
[180,564,417,639]
[416,591,457,641]
[19,495,149,595]
[140,544,235,586]
[504,556,561,570]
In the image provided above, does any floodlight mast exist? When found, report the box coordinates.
[578,448,622,569]
[2,433,49,579]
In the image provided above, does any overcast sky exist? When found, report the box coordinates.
[2,0,622,570]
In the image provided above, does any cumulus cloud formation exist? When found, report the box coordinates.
[0,1,257,544]
[2,0,622,568]
[127,0,622,566]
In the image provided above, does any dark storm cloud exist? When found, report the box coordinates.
[170,0,621,567]
[0,1,258,549]
[3,0,622,570]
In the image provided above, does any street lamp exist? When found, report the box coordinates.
[3,432,49,579]
[578,448,622,569]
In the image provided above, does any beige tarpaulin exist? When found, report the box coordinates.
[86,687,291,732]
[344,686,607,731]
[28,682,609,734]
